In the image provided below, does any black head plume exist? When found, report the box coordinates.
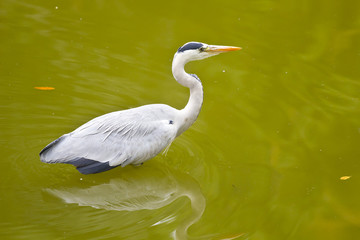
[177,42,204,53]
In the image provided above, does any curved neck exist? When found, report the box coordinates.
[172,54,203,135]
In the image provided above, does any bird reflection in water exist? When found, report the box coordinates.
[46,163,205,240]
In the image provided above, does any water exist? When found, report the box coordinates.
[1,0,360,239]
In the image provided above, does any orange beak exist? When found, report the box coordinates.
[206,45,242,52]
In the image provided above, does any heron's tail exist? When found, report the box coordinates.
[39,136,65,162]
[40,136,117,174]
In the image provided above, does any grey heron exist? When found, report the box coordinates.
[40,42,241,174]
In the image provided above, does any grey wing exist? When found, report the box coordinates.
[40,106,178,174]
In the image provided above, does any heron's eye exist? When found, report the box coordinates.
[199,47,206,52]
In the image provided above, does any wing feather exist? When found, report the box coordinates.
[40,104,178,170]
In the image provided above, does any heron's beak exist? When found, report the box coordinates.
[206,45,242,53]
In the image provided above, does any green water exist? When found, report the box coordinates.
[1,0,360,239]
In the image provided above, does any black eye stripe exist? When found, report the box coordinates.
[177,42,203,53]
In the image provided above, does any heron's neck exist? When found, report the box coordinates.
[172,55,203,135]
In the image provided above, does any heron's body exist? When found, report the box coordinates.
[40,42,240,174]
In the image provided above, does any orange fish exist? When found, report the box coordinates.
[34,87,55,90]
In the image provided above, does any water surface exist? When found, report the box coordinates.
[1,0,360,239]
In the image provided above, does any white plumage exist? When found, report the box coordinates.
[40,42,241,174]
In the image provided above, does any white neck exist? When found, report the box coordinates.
[172,55,204,135]
[172,54,204,136]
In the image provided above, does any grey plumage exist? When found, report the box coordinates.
[40,105,178,174]
[40,42,241,174]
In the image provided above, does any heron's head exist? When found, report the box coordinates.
[175,42,241,63]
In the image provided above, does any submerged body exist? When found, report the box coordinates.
[40,42,241,174]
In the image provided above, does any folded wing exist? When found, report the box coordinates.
[40,104,178,174]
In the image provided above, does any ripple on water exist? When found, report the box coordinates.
[43,163,206,239]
